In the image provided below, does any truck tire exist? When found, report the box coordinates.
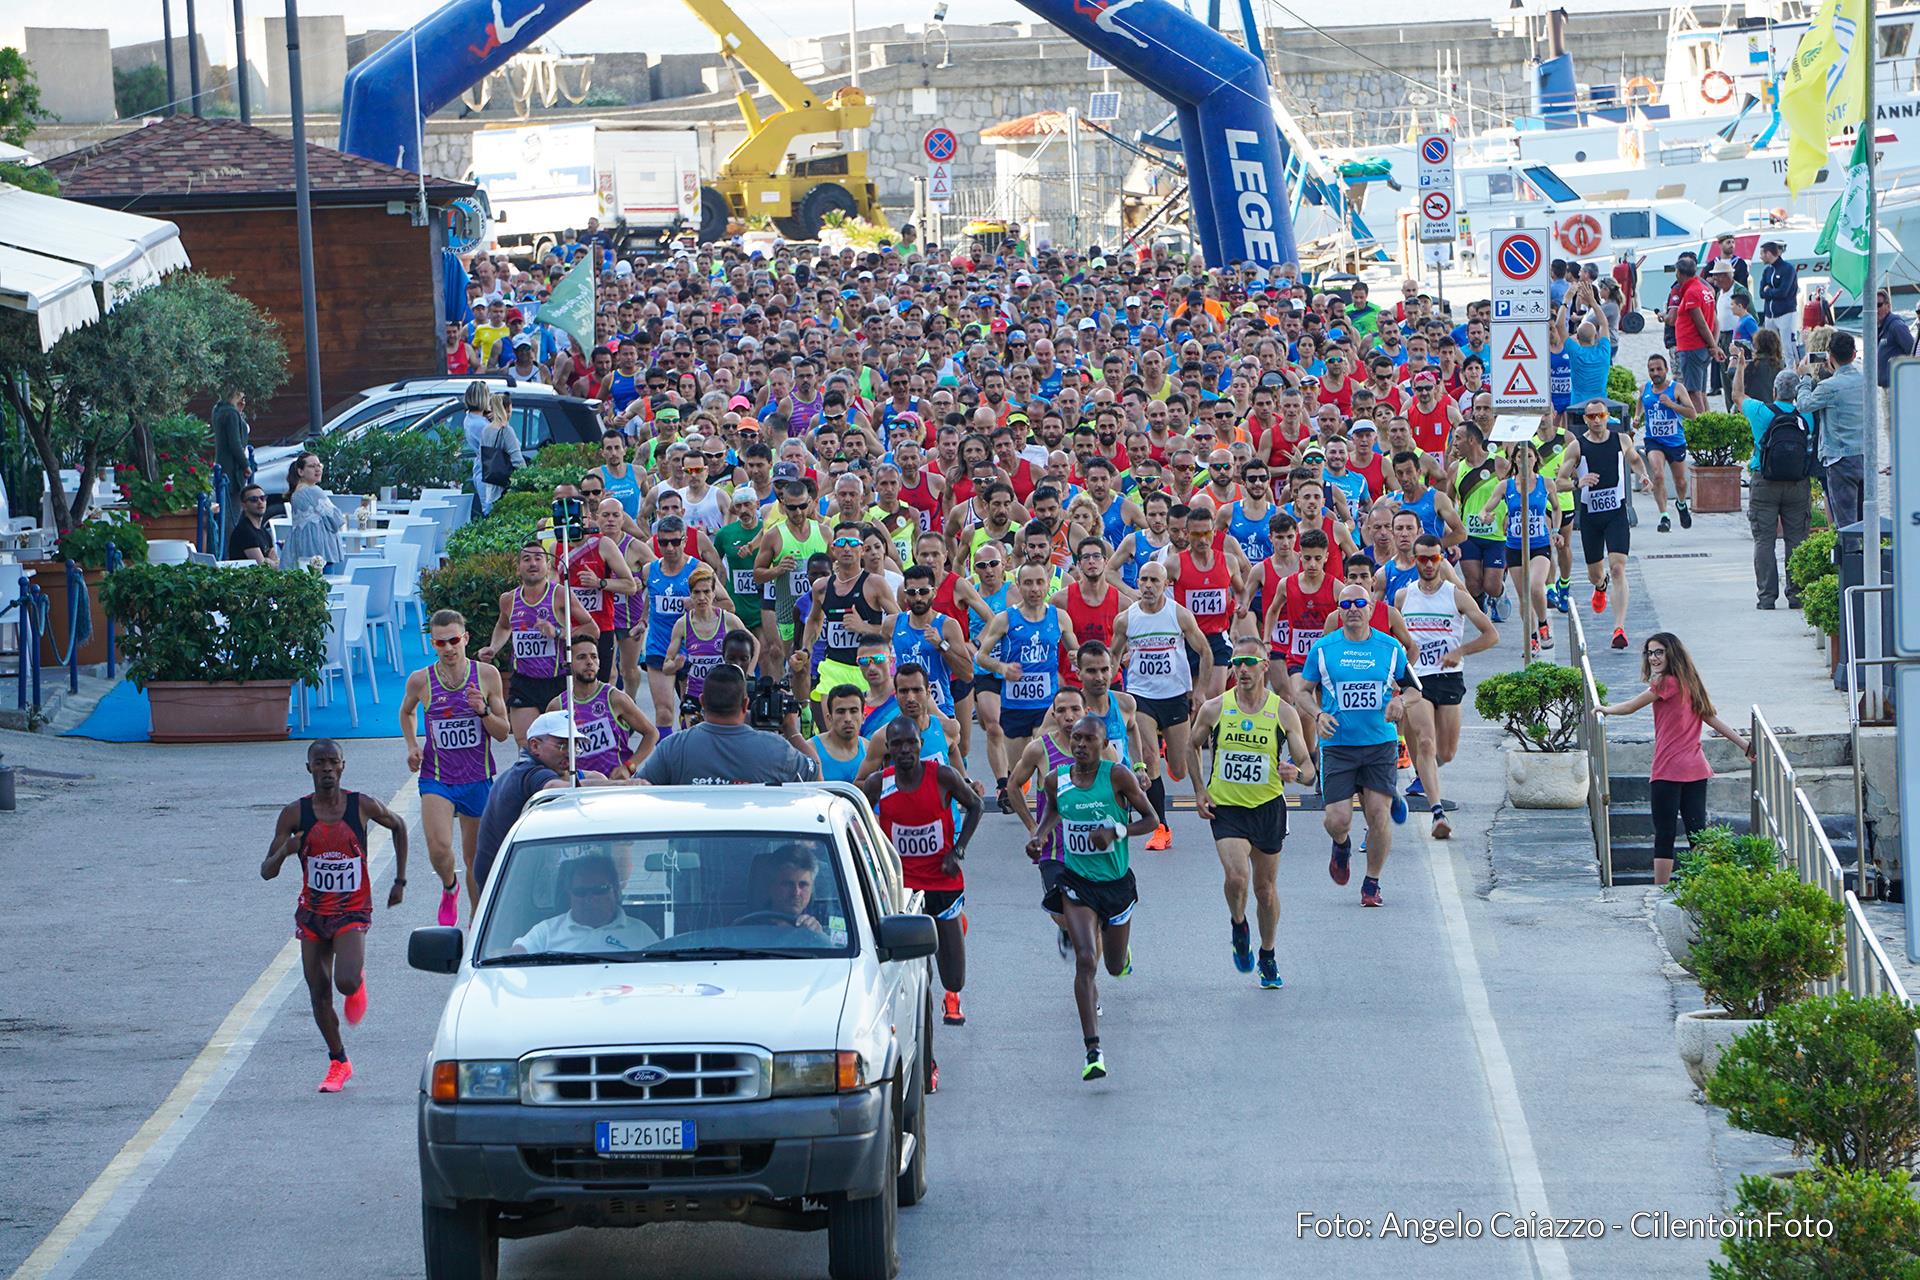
[532,235,557,261]
[898,1071,928,1207]
[698,186,731,244]
[796,182,860,240]
[827,1097,899,1280]
[421,1200,498,1280]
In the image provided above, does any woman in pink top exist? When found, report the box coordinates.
[1596,632,1752,884]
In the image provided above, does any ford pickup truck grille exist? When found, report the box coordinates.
[523,1047,769,1105]
[520,1142,775,1183]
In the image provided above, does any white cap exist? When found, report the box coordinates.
[1124,295,1143,307]
[527,710,587,743]
[1015,273,1034,287]
[1077,316,1098,330]
[613,260,634,277]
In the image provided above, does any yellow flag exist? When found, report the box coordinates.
[1781,0,1870,193]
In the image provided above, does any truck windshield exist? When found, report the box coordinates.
[476,833,857,964]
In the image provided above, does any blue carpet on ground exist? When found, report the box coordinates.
[66,625,432,743]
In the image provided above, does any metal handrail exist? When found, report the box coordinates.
[1752,705,1911,1003]
[1566,603,1612,886]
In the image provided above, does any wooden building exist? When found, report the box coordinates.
[42,116,474,442]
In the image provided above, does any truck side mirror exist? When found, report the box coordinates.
[875,913,937,962]
[409,926,465,974]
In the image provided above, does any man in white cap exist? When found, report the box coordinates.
[471,710,609,890]
[1709,258,1738,405]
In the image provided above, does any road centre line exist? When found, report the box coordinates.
[9,781,420,1280]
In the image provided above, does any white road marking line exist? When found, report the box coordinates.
[1423,831,1573,1280]
[9,782,421,1280]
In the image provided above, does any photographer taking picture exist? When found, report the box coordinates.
[635,663,818,785]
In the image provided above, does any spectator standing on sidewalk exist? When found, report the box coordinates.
[1877,289,1914,390]
[1730,354,1814,611]
[1596,634,1752,886]
[1756,241,1799,360]
[213,387,251,550]
[1792,331,1865,529]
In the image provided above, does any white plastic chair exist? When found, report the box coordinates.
[269,516,293,557]
[333,582,379,702]
[349,561,401,671]
[382,540,426,632]
[332,493,376,523]
[146,539,194,565]
[418,503,461,556]
[303,604,359,728]
[390,516,443,570]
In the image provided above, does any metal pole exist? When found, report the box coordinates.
[162,0,178,117]
[285,0,325,438]
[185,0,202,114]
[1519,442,1535,664]
[1861,28,1885,721]
[1067,109,1082,251]
[233,0,252,123]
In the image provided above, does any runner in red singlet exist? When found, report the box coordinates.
[1168,506,1240,700]
[1262,529,1339,762]
[1055,538,1133,685]
[1405,374,1463,457]
[262,740,410,1093]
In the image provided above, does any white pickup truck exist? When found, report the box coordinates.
[408,783,936,1280]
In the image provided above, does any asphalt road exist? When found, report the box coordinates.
[1,660,1769,1280]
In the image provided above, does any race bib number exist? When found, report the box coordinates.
[1290,626,1323,658]
[513,629,556,663]
[655,593,688,615]
[1132,647,1174,678]
[686,654,720,684]
[731,568,758,597]
[892,820,944,860]
[1186,588,1227,617]
[305,854,362,895]
[1220,750,1269,785]
[1061,820,1107,857]
[826,621,857,650]
[1337,682,1384,713]
[789,567,810,597]
[430,715,482,753]
[578,716,620,757]
[1418,639,1451,669]
[1008,671,1053,703]
[1465,512,1498,538]
[572,586,604,614]
[1585,485,1622,513]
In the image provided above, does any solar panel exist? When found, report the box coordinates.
[1088,91,1121,122]
[1087,50,1113,70]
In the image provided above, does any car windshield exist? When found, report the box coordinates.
[475,832,858,964]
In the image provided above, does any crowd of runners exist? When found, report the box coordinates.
[268,222,1744,1089]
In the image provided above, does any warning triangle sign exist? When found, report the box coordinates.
[1502,329,1537,360]
[930,173,952,199]
[1503,364,1539,397]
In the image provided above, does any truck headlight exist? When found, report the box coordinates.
[431,1059,520,1101]
[771,1051,865,1096]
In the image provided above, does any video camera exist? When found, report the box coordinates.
[748,675,802,733]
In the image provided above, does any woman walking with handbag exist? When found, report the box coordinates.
[466,383,522,514]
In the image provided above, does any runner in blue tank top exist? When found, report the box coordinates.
[809,683,869,783]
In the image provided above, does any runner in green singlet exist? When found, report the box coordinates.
[715,489,774,675]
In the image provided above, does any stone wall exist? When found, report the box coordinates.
[24,28,117,125]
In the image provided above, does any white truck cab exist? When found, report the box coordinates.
[409,783,935,1280]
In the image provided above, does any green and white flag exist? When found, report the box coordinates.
[542,255,596,353]
[1815,130,1871,299]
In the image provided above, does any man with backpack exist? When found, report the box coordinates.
[1730,349,1814,611]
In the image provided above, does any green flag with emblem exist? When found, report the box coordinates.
[542,255,595,353]
[1815,130,1871,299]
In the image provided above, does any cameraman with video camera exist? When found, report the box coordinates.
[635,662,818,785]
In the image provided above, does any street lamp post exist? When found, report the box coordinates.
[284,0,324,438]
[233,0,251,123]
[185,0,202,114]
[162,0,178,117]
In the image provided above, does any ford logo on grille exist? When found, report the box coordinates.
[622,1065,671,1087]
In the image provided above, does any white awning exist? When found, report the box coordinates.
[0,182,191,347]
[0,244,100,350]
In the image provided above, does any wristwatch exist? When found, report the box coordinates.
[1111,819,1128,839]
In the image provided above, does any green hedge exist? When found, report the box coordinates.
[1713,1164,1920,1279]
[314,428,464,499]
[1803,573,1841,637]
[1607,364,1637,405]
[1788,529,1838,592]
[507,461,590,494]
[1684,412,1755,468]
[1472,662,1598,752]
[102,563,329,688]
[1674,863,1844,1018]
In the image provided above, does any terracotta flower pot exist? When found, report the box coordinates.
[132,509,203,545]
[1690,465,1745,514]
[21,560,111,668]
[147,679,294,742]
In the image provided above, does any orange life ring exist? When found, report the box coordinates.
[1558,213,1602,257]
[1701,70,1735,105]
[1624,75,1660,106]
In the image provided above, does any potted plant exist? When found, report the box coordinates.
[1786,529,1838,604]
[24,516,149,668]
[1707,991,1920,1173]
[1713,1164,1920,1278]
[1657,826,1780,970]
[1472,661,1598,807]
[102,563,329,741]
[1682,411,1755,514]
[124,414,215,543]
[1672,862,1844,1088]
[1802,573,1842,669]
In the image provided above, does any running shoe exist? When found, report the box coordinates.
[1537,623,1553,649]
[1390,791,1408,824]
[1678,502,1693,530]
[929,1062,939,1094]
[1488,596,1507,623]
[1611,627,1629,650]
[1361,878,1384,908]
[995,787,1013,815]
[1544,583,1561,612]
[1146,824,1173,851]
[1432,807,1452,841]
[1405,776,1426,800]
[317,1059,353,1093]
[437,886,458,927]
[943,991,966,1026]
[1395,738,1411,770]
[1082,1049,1108,1081]
[343,979,367,1027]
[1329,838,1352,886]
[1257,952,1283,989]
[1590,585,1607,615]
[1657,514,1671,533]
[1118,947,1134,978]
[1555,582,1570,613]
[1231,918,1253,973]
[1057,927,1072,960]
